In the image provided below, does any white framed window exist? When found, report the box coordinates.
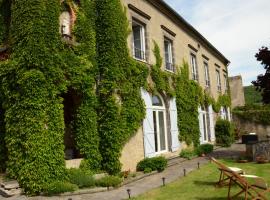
[164,38,174,72]
[132,20,146,61]
[190,53,198,81]
[152,95,168,153]
[224,73,228,92]
[204,62,210,88]
[216,69,221,92]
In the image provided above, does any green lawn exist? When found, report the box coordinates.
[131,160,270,200]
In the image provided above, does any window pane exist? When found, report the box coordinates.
[133,25,142,50]
[153,111,158,152]
[216,70,221,91]
[152,95,163,106]
[191,54,198,80]
[204,63,210,87]
[159,111,166,151]
[164,40,170,62]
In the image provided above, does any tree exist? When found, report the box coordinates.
[252,47,270,104]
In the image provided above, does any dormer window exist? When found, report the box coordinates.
[132,20,146,61]
[60,11,72,39]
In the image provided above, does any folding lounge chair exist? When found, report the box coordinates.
[210,157,244,186]
[211,157,270,200]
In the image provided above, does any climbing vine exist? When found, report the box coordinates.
[96,0,148,174]
[0,0,232,194]
[150,41,176,97]
[67,0,102,171]
[0,0,67,194]
[175,62,203,146]
[0,0,10,43]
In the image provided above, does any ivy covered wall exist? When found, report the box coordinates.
[0,0,231,194]
[96,0,148,174]
[175,62,203,146]
[0,0,67,194]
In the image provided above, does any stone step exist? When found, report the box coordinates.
[0,187,22,197]
[1,180,20,190]
[167,156,187,167]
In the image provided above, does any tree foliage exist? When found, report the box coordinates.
[252,47,270,104]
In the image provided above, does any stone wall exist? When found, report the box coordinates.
[229,75,245,108]
[246,140,270,161]
[233,115,270,140]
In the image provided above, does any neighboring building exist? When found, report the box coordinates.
[229,75,245,108]
[120,0,230,171]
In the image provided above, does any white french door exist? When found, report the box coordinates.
[153,110,168,153]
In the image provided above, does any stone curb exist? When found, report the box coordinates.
[57,187,109,197]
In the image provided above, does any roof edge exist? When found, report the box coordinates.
[147,0,230,66]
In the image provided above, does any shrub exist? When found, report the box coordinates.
[136,156,167,172]
[179,149,197,160]
[144,167,152,174]
[95,176,122,188]
[67,168,95,188]
[215,119,234,147]
[196,144,214,155]
[44,181,78,196]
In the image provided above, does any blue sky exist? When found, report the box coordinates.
[164,0,270,86]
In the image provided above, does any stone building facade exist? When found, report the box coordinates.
[119,0,231,171]
[229,75,245,108]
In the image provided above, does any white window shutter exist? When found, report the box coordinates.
[169,98,180,152]
[227,107,231,121]
[198,106,204,144]
[141,89,155,158]
[208,105,215,142]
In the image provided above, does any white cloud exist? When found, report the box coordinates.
[165,0,270,86]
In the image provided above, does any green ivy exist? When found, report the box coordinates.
[175,62,203,146]
[0,0,67,194]
[0,93,6,172]
[150,41,175,97]
[0,0,11,43]
[96,0,148,175]
[70,0,102,171]
[0,0,233,193]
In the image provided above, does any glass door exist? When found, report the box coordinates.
[153,110,168,153]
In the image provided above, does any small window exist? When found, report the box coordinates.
[152,95,163,107]
[216,70,221,92]
[164,38,174,72]
[132,20,146,61]
[190,53,198,81]
[60,11,71,37]
[204,62,210,88]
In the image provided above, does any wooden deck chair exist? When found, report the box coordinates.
[211,157,270,200]
[210,157,244,186]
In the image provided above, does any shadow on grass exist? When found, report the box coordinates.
[196,198,245,200]
[193,180,216,186]
[195,198,228,200]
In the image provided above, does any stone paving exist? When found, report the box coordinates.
[1,144,246,200]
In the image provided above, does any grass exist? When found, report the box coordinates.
[131,160,270,200]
